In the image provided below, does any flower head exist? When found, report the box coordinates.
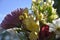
[1,8,24,29]
[38,24,50,40]
[47,18,60,38]
[48,18,60,32]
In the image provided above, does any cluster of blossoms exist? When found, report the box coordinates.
[0,0,60,40]
[1,8,24,29]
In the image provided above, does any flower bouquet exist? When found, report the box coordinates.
[0,0,60,40]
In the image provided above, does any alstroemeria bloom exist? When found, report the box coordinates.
[47,18,60,38]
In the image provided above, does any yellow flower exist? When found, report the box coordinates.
[50,14,58,20]
[23,8,28,18]
[23,17,39,32]
[23,8,28,14]
[19,8,29,20]
[29,31,38,40]
[19,15,24,20]
[23,13,28,18]
[38,13,44,21]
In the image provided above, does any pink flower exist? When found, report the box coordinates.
[38,24,50,40]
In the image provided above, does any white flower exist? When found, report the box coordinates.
[53,18,60,28]
[47,0,52,3]
[47,23,56,32]
[47,18,60,38]
[47,18,60,32]
[32,0,36,2]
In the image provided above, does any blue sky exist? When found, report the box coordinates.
[0,0,32,23]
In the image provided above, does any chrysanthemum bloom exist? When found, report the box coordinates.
[0,8,24,29]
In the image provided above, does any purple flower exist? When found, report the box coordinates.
[1,8,24,29]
